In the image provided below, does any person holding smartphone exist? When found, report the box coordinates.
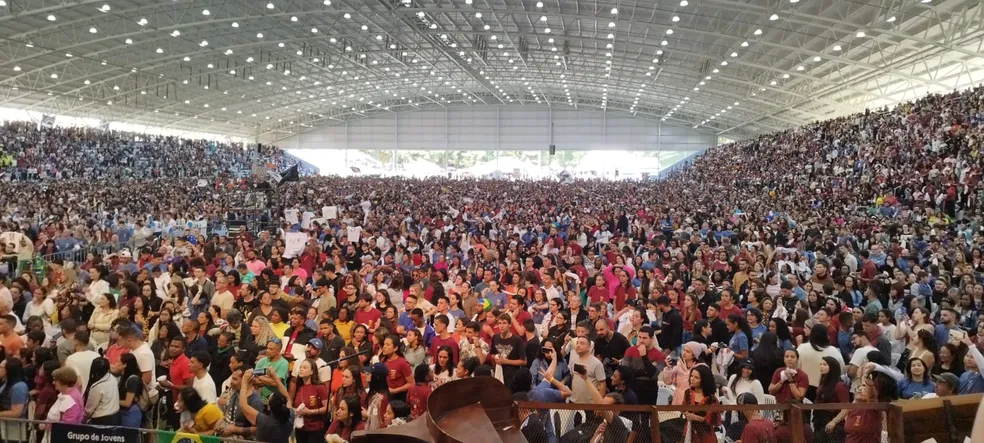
[568,336,605,403]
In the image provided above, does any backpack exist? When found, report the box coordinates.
[135,375,159,411]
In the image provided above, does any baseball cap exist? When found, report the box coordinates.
[306,338,324,350]
[933,372,959,389]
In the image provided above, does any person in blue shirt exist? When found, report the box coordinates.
[897,357,935,399]
[0,355,30,426]
[958,337,984,394]
[934,309,960,347]
[745,308,767,347]
[479,280,508,311]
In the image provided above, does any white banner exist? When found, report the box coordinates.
[301,211,314,229]
[284,209,299,225]
[186,220,208,232]
[284,232,307,258]
[347,226,362,243]
[322,206,338,219]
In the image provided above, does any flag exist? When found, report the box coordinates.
[278,164,299,184]
[266,169,283,184]
[157,430,221,443]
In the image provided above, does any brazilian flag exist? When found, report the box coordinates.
[156,430,222,443]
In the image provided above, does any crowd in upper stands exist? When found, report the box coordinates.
[0,83,982,443]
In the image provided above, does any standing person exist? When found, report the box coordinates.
[238,369,294,443]
[216,369,263,439]
[406,365,432,420]
[381,335,413,402]
[568,336,605,404]
[769,349,808,404]
[796,325,845,400]
[117,353,145,428]
[43,368,84,442]
[255,338,289,402]
[158,337,193,429]
[0,357,29,442]
[736,393,777,443]
[87,293,119,347]
[177,387,222,434]
[682,365,722,443]
[428,315,459,363]
[64,331,100,394]
[292,359,329,443]
[656,296,683,354]
[814,356,850,443]
[190,351,217,403]
[364,363,391,431]
[325,396,365,442]
[491,313,527,389]
[83,358,120,425]
[829,369,898,443]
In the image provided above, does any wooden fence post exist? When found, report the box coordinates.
[886,403,905,443]
[649,407,662,443]
[789,404,805,443]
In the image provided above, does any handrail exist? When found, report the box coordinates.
[515,400,903,443]
[0,416,262,443]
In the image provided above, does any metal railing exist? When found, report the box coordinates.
[0,416,261,443]
[516,401,900,443]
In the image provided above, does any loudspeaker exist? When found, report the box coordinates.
[549,144,556,155]
[256,143,264,153]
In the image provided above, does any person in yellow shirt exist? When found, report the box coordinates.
[269,308,290,339]
[179,386,223,434]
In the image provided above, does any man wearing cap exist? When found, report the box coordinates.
[288,338,332,398]
[117,250,138,274]
[928,373,958,398]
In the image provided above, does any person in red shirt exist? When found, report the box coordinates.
[622,326,666,374]
[587,277,608,305]
[406,365,432,420]
[768,349,808,403]
[428,315,459,363]
[353,294,382,332]
[717,289,744,320]
[381,335,413,402]
[293,358,329,443]
[735,393,777,443]
[506,294,532,337]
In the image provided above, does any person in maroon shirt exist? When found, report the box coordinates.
[406,365,432,420]
[717,289,744,320]
[353,294,382,332]
[381,335,413,402]
[622,326,665,378]
[428,315,459,363]
[768,349,808,403]
[506,294,532,337]
[735,393,777,443]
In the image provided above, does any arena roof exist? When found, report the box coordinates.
[1,0,982,142]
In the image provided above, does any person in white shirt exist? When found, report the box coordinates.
[82,357,120,425]
[23,288,55,324]
[65,331,100,394]
[189,351,217,403]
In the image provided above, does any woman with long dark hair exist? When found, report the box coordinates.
[430,345,456,387]
[331,364,366,417]
[898,357,935,399]
[813,356,849,443]
[293,358,329,443]
[750,332,785,389]
[682,365,721,443]
[325,396,366,442]
[0,356,29,440]
[364,363,391,431]
[795,324,845,400]
[117,353,144,427]
[83,357,119,425]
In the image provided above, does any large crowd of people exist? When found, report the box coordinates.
[0,83,982,443]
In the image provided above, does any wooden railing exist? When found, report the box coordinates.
[518,394,983,443]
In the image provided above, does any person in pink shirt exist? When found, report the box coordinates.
[43,366,85,442]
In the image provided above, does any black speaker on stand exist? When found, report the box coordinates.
[549,144,556,155]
